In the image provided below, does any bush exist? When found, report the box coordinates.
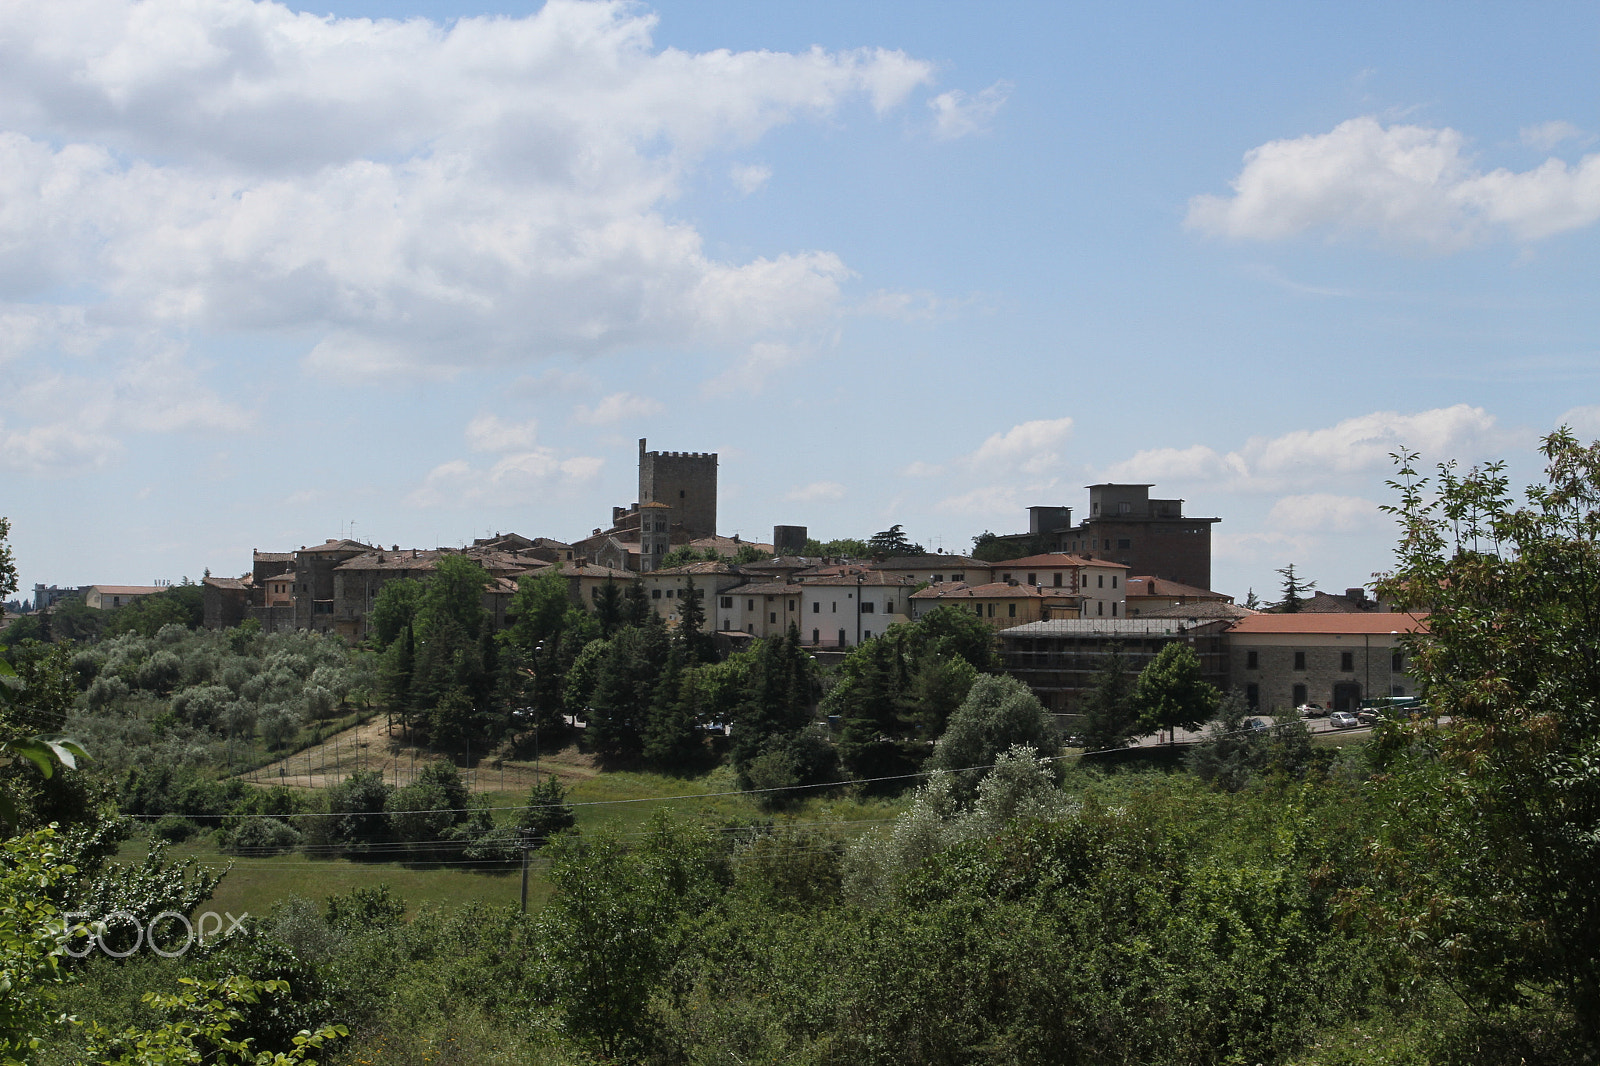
[222,817,301,854]
[150,815,199,844]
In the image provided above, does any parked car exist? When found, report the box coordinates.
[1297,702,1327,718]
[1329,711,1359,729]
[1245,717,1270,732]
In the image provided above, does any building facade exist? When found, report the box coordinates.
[638,437,718,540]
[1227,613,1425,714]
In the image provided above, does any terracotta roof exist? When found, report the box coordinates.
[1139,600,1256,620]
[563,564,637,580]
[912,581,1077,601]
[869,554,983,569]
[1228,613,1427,635]
[648,561,740,576]
[88,585,164,596]
[336,550,444,571]
[297,539,376,554]
[728,581,804,596]
[1126,576,1229,600]
[990,553,1130,570]
[253,551,293,563]
[202,577,250,590]
[801,571,920,588]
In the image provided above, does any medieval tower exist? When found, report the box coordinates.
[638,438,718,540]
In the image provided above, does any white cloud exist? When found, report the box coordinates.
[406,449,604,508]
[701,341,800,397]
[785,481,845,503]
[0,343,252,475]
[935,485,1023,518]
[1102,405,1506,493]
[967,417,1075,475]
[1521,120,1588,151]
[1187,116,1600,250]
[1266,493,1385,533]
[0,0,947,394]
[730,163,772,195]
[901,460,943,477]
[465,414,539,452]
[1556,405,1600,438]
[928,81,1010,140]
[572,392,663,426]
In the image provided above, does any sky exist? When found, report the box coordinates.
[3,0,1598,604]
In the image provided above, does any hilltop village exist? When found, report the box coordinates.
[19,438,1418,721]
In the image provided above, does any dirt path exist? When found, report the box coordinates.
[238,717,598,793]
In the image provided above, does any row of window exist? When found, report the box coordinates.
[1244,650,1405,672]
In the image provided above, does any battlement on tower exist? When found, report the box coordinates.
[637,438,718,540]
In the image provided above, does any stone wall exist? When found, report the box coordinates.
[637,437,718,539]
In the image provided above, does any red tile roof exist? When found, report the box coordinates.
[1228,613,1428,635]
[990,553,1130,570]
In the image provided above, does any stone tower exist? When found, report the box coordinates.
[638,438,718,540]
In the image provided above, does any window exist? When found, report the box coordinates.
[951,573,964,582]
[1111,576,1118,588]
[747,624,754,633]
[813,602,820,614]
[679,490,685,498]
[1246,683,1260,710]
[1027,573,1037,585]
[1111,602,1118,616]
[863,630,871,639]
[747,599,755,610]
[832,602,837,613]
[1096,601,1104,616]
[1392,685,1406,697]
[789,600,795,611]
[770,612,777,624]
[1053,573,1063,587]
[861,602,875,613]
[665,589,674,598]
[1246,650,1259,670]
[1002,573,1012,582]
[1008,603,1017,617]
[1117,538,1131,549]
[651,589,662,599]
[973,604,982,616]
[933,574,943,583]
[812,629,819,644]
[720,596,733,608]
[1097,574,1104,588]
[987,603,996,617]
[1341,651,1354,671]
[1293,683,1307,706]
[1294,651,1306,671]
[1118,501,1132,514]
[1392,652,1404,672]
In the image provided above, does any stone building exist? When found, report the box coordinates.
[637,437,717,539]
[998,617,1233,715]
[1227,613,1426,714]
[990,484,1219,591]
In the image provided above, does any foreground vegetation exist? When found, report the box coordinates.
[6,432,1600,1063]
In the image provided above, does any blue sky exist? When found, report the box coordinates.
[3,0,1597,603]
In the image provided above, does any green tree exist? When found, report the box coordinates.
[1371,432,1600,1036]
[519,773,575,842]
[674,575,713,665]
[867,524,924,557]
[1273,563,1316,613]
[1186,690,1268,792]
[927,674,1057,799]
[593,580,624,636]
[368,577,422,649]
[1135,642,1220,744]
[1078,643,1141,751]
[802,537,870,558]
[588,614,670,761]
[506,566,570,652]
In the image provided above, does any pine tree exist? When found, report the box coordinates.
[1078,643,1140,751]
[1274,564,1316,613]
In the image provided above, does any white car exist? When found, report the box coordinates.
[1329,711,1359,729]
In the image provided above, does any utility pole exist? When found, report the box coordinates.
[519,829,538,913]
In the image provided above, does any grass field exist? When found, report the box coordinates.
[124,760,913,921]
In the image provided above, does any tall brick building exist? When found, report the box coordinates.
[1003,485,1218,591]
